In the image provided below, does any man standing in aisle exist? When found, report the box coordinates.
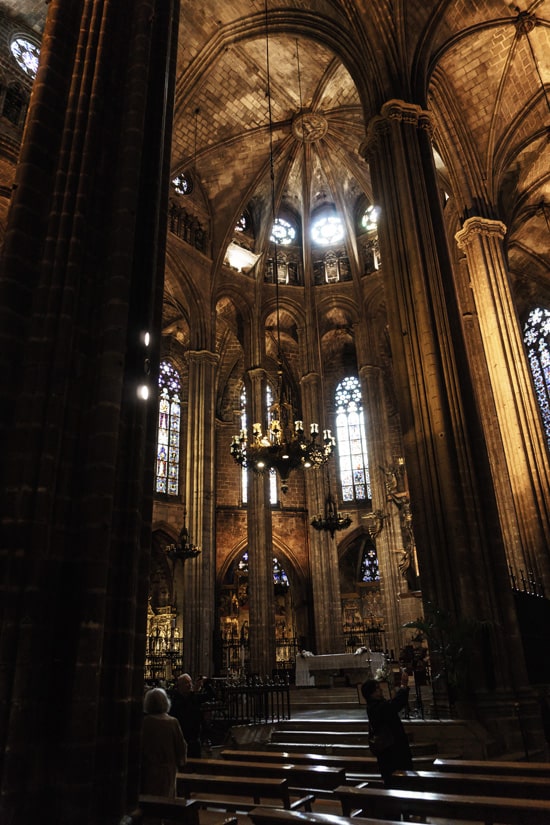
[170,673,215,757]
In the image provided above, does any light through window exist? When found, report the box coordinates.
[311,215,344,246]
[335,376,371,501]
[361,205,379,231]
[10,37,40,80]
[156,362,181,495]
[172,173,193,195]
[524,307,550,450]
[270,218,296,246]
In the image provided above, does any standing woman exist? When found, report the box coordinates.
[361,672,413,786]
[141,687,187,796]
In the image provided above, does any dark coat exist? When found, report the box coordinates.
[366,686,413,785]
[169,682,215,757]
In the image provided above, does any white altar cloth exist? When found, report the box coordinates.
[295,651,384,686]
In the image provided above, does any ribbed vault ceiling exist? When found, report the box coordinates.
[4,0,550,308]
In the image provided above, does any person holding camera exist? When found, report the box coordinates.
[361,670,413,786]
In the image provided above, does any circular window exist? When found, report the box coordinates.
[361,205,379,231]
[10,36,40,80]
[172,173,193,196]
[270,217,296,246]
[311,215,344,246]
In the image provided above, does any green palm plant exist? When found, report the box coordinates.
[403,602,491,714]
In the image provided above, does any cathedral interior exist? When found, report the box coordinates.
[1,0,550,822]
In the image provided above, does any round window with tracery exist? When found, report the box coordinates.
[10,36,40,80]
[270,217,296,246]
[172,173,193,196]
[311,214,344,246]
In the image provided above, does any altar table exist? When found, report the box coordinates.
[295,651,385,687]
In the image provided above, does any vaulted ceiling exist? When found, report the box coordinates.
[4,1,550,313]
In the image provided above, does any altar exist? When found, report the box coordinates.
[295,650,385,687]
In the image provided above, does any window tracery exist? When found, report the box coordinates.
[335,376,371,502]
[156,361,182,496]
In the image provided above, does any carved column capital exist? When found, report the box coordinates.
[186,349,219,367]
[455,216,507,249]
[361,99,433,160]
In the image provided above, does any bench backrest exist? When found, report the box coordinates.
[249,805,405,825]
[392,769,550,799]
[223,749,376,768]
[138,795,199,825]
[334,783,550,825]
[177,772,292,807]
[433,758,550,777]
[185,758,345,788]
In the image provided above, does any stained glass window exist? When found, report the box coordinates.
[172,173,193,195]
[237,551,289,586]
[156,361,181,495]
[271,217,296,246]
[360,541,380,582]
[335,376,371,502]
[524,307,550,449]
[361,205,379,231]
[10,37,40,80]
[311,214,344,246]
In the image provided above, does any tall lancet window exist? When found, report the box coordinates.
[335,376,371,502]
[241,385,277,505]
[524,307,550,449]
[156,361,182,495]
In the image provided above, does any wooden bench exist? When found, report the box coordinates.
[136,794,200,824]
[335,782,550,825]
[183,757,348,797]
[391,768,550,799]
[249,806,406,825]
[220,748,431,780]
[433,757,550,777]
[175,772,315,813]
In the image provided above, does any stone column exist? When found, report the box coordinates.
[0,1,179,822]
[358,363,407,652]
[245,367,276,677]
[362,100,538,741]
[301,369,345,655]
[183,349,218,678]
[456,218,550,592]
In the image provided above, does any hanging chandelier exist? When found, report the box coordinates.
[165,521,202,563]
[229,3,335,494]
[311,473,352,537]
[231,407,335,494]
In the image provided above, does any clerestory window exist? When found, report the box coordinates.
[156,361,182,496]
[524,307,550,450]
[335,376,371,502]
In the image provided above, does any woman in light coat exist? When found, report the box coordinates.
[141,687,187,797]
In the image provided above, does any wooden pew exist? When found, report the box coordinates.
[136,795,200,824]
[390,768,550,799]
[334,782,550,825]
[249,806,406,825]
[433,757,550,777]
[175,772,315,813]
[220,748,430,781]
[183,757,348,797]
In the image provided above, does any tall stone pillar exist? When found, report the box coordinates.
[0,1,179,822]
[183,349,218,678]
[358,363,407,651]
[362,100,540,745]
[455,218,550,592]
[301,369,345,655]
[245,367,276,677]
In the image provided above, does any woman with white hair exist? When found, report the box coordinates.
[141,687,187,797]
